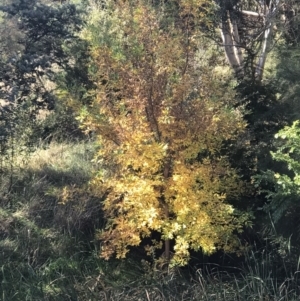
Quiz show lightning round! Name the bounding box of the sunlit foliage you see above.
[79,0,249,266]
[257,121,300,223]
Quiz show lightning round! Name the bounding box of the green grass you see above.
[0,140,300,300]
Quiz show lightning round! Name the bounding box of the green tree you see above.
[0,0,83,107]
[257,121,300,223]
[0,0,88,145]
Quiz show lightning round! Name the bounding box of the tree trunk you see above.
[163,158,171,262]
[255,3,276,81]
[220,12,244,78]
[255,25,272,80]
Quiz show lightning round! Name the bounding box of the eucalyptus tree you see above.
[218,0,295,80]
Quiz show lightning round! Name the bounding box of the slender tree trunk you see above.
[255,25,272,80]
[163,158,171,262]
[164,223,170,262]
[255,3,275,81]
[220,12,244,78]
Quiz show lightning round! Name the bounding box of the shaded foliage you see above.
[0,0,83,107]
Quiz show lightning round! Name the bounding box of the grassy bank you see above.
[0,141,299,300]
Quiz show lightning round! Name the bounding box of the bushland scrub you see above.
[1,0,300,300]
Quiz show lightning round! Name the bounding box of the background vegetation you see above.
[1,0,300,300]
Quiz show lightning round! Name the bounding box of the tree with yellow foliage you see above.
[79,0,249,266]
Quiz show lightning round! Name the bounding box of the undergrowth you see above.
[0,141,300,300]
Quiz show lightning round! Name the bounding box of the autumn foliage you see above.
[79,0,249,266]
